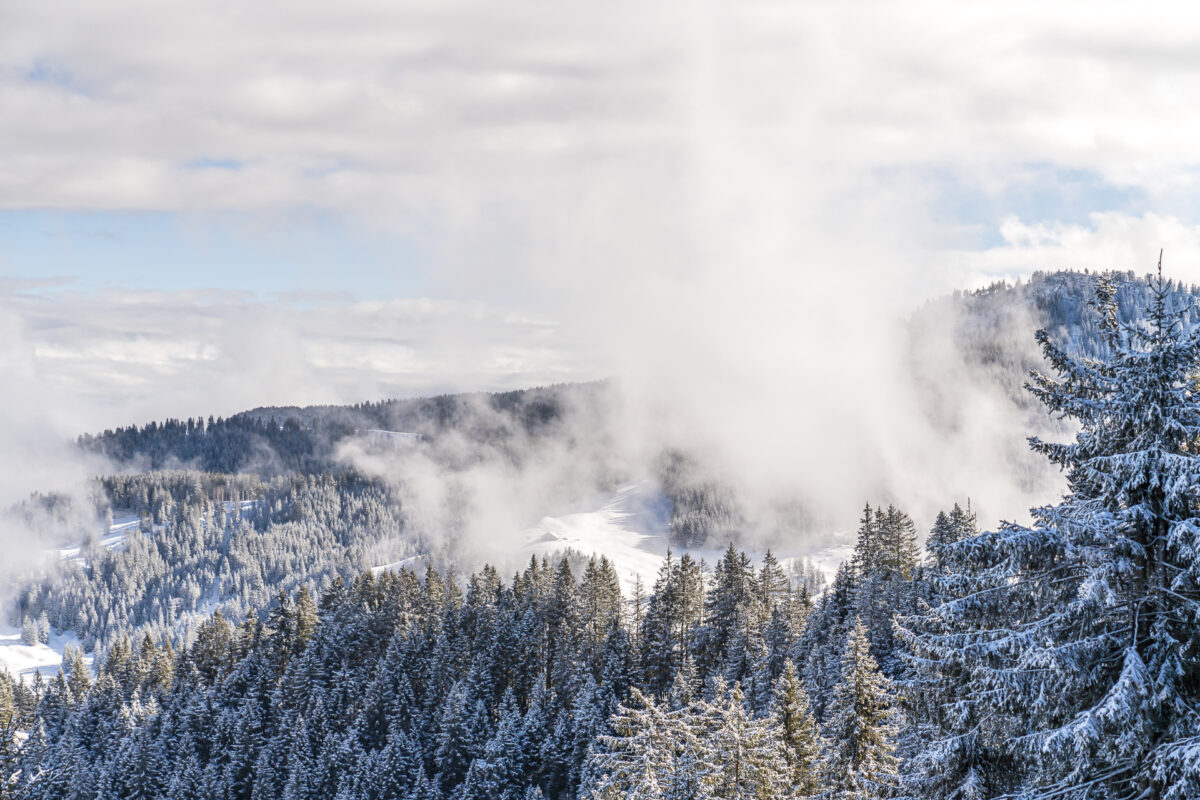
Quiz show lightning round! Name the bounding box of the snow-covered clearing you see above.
[0,625,89,683]
[372,555,424,575]
[373,480,851,594]
[57,513,140,563]
[519,480,674,596]
[516,480,848,595]
[804,541,855,581]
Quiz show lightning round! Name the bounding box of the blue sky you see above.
[0,210,427,300]
[0,164,1164,297]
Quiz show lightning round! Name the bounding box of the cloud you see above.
[2,0,1190,550]
[0,309,113,589]
[956,212,1200,287]
[0,288,596,433]
[2,2,1200,218]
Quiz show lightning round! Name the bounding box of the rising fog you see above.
[17,0,1193,577]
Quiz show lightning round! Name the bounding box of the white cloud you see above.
[0,3,1196,217]
[957,212,1200,287]
[0,289,595,433]
[2,1,1195,541]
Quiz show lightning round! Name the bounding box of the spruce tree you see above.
[772,660,824,797]
[897,502,1001,800]
[581,687,704,800]
[824,619,899,799]
[698,678,789,799]
[903,269,1200,799]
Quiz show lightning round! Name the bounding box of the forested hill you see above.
[969,269,1200,347]
[76,381,611,475]
[6,271,1200,798]
[68,269,1200,552]
[914,269,1200,390]
[78,271,1200,479]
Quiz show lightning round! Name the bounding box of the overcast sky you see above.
[4,1,1200,438]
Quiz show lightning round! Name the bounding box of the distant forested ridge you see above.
[76,382,611,475]
[76,272,1200,478]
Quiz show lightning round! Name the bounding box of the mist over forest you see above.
[4,268,1200,798]
[5,2,1200,798]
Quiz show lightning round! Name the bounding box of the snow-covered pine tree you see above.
[824,618,899,799]
[696,545,758,684]
[697,678,788,799]
[795,560,856,720]
[580,687,701,800]
[904,268,1200,799]
[642,551,705,696]
[772,659,824,798]
[896,502,1003,800]
[462,689,526,800]
[924,503,976,575]
[581,555,624,654]
[859,506,919,673]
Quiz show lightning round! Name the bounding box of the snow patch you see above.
[0,625,89,683]
[57,514,138,563]
[520,480,674,596]
[517,481,845,594]
[372,555,424,575]
[372,480,843,596]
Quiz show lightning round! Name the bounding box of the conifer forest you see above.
[1,271,1198,799]
[5,5,1200,797]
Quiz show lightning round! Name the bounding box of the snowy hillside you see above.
[518,480,841,594]
[519,481,673,596]
[1,503,247,680]
[56,514,140,564]
[0,625,88,682]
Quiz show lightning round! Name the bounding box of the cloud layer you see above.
[2,1,1196,541]
[5,3,1200,222]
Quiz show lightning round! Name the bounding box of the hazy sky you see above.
[4,1,1200,435]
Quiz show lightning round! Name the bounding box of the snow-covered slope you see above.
[0,625,88,682]
[0,504,251,681]
[518,480,846,595]
[0,513,141,680]
[57,513,140,563]
[520,480,673,596]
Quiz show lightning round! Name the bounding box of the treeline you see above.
[76,382,609,476]
[8,271,1200,799]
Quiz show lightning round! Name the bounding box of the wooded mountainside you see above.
[3,270,1199,799]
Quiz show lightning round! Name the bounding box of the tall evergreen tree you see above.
[580,688,699,800]
[903,270,1200,799]
[772,660,824,797]
[824,619,899,800]
[897,502,1001,800]
[699,679,788,799]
